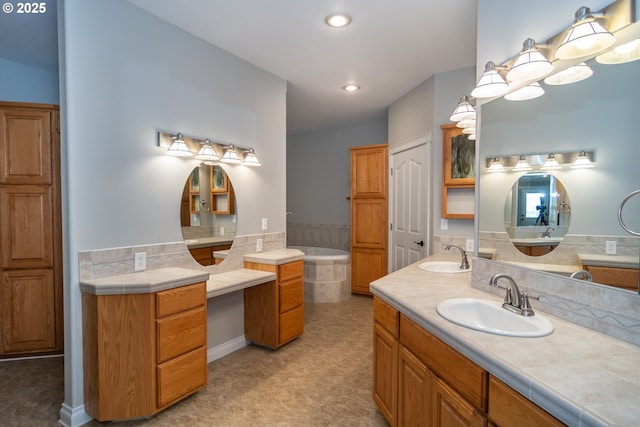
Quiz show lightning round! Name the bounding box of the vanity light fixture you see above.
[471,61,510,99]
[555,6,616,60]
[512,155,533,172]
[456,119,476,130]
[195,139,220,162]
[571,151,594,168]
[506,38,553,82]
[220,144,242,164]
[166,133,193,157]
[461,126,475,135]
[505,82,545,101]
[241,148,261,167]
[325,13,352,28]
[487,157,506,173]
[449,95,476,122]
[544,62,593,85]
[540,153,562,170]
[467,133,476,141]
[596,38,640,64]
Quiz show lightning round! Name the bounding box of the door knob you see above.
[414,240,424,247]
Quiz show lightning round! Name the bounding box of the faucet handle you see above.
[521,292,538,317]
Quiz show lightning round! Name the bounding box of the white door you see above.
[390,139,429,272]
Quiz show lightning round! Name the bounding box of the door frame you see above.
[388,133,432,272]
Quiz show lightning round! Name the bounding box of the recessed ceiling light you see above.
[325,13,352,28]
[343,84,360,92]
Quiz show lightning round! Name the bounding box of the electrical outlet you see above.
[134,252,146,271]
[261,218,268,231]
[465,239,474,252]
[440,219,448,230]
[220,226,225,236]
[256,238,263,252]
[605,240,617,255]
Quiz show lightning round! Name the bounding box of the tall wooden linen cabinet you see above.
[350,144,388,295]
[0,101,63,357]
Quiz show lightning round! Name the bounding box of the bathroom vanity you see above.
[371,255,640,426]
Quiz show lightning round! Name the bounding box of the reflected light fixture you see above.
[241,148,261,167]
[449,95,476,121]
[571,151,594,168]
[220,144,242,164]
[544,62,593,85]
[195,139,220,162]
[467,133,476,141]
[343,84,360,92]
[325,13,352,28]
[487,157,506,173]
[166,132,193,156]
[505,82,545,101]
[456,119,476,129]
[462,126,475,135]
[471,61,509,99]
[512,155,532,172]
[596,39,640,64]
[541,153,561,170]
[506,38,553,82]
[555,6,615,60]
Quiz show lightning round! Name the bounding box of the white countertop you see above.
[370,255,640,427]
[243,248,305,265]
[206,268,275,298]
[80,267,210,295]
[185,236,234,249]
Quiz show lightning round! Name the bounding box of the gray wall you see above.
[59,0,286,420]
[0,57,59,104]
[286,117,388,226]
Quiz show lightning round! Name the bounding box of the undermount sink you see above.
[436,298,554,337]
[418,261,471,274]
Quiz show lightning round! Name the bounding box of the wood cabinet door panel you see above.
[156,282,205,318]
[351,199,387,248]
[0,185,54,269]
[399,346,432,427]
[351,248,386,294]
[0,108,51,184]
[374,296,399,338]
[278,304,303,345]
[1,269,56,354]
[373,323,398,426]
[279,278,303,313]
[351,145,388,198]
[157,346,207,409]
[277,260,303,282]
[156,306,206,363]
[434,378,486,427]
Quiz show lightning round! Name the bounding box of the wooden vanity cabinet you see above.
[583,265,639,291]
[244,260,304,348]
[82,281,207,421]
[372,296,564,427]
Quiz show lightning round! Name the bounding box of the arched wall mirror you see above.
[479,22,640,293]
[504,172,570,257]
[180,164,236,266]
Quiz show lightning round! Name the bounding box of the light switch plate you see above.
[465,239,474,252]
[261,218,268,231]
[605,240,617,255]
[256,238,263,252]
[440,219,448,230]
[134,252,146,271]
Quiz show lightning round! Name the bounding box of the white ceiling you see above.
[0,0,478,135]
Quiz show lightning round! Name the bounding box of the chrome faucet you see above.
[570,269,593,281]
[541,226,555,238]
[489,273,526,315]
[444,244,470,270]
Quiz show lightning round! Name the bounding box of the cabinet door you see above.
[398,346,432,427]
[351,248,387,294]
[0,108,52,184]
[1,269,56,354]
[351,145,388,198]
[0,185,54,269]
[433,378,486,427]
[373,323,398,426]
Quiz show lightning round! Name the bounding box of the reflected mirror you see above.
[505,172,570,257]
[180,164,236,266]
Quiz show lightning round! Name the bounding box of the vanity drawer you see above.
[279,305,303,345]
[156,306,206,363]
[278,260,303,282]
[156,282,205,318]
[279,278,303,313]
[374,296,399,338]
[399,314,488,412]
[157,346,207,408]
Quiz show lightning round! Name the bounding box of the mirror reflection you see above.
[505,172,570,257]
[180,164,236,265]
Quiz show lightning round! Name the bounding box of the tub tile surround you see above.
[303,257,351,303]
[286,222,350,252]
[79,232,286,280]
[371,254,640,426]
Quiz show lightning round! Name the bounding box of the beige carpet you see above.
[1,295,388,427]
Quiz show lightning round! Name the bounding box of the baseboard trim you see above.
[58,402,92,427]
[207,335,248,363]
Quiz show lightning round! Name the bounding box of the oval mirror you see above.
[180,164,236,265]
[504,172,570,257]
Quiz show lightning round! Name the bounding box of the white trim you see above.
[58,403,92,427]
[207,335,248,363]
[389,132,432,155]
